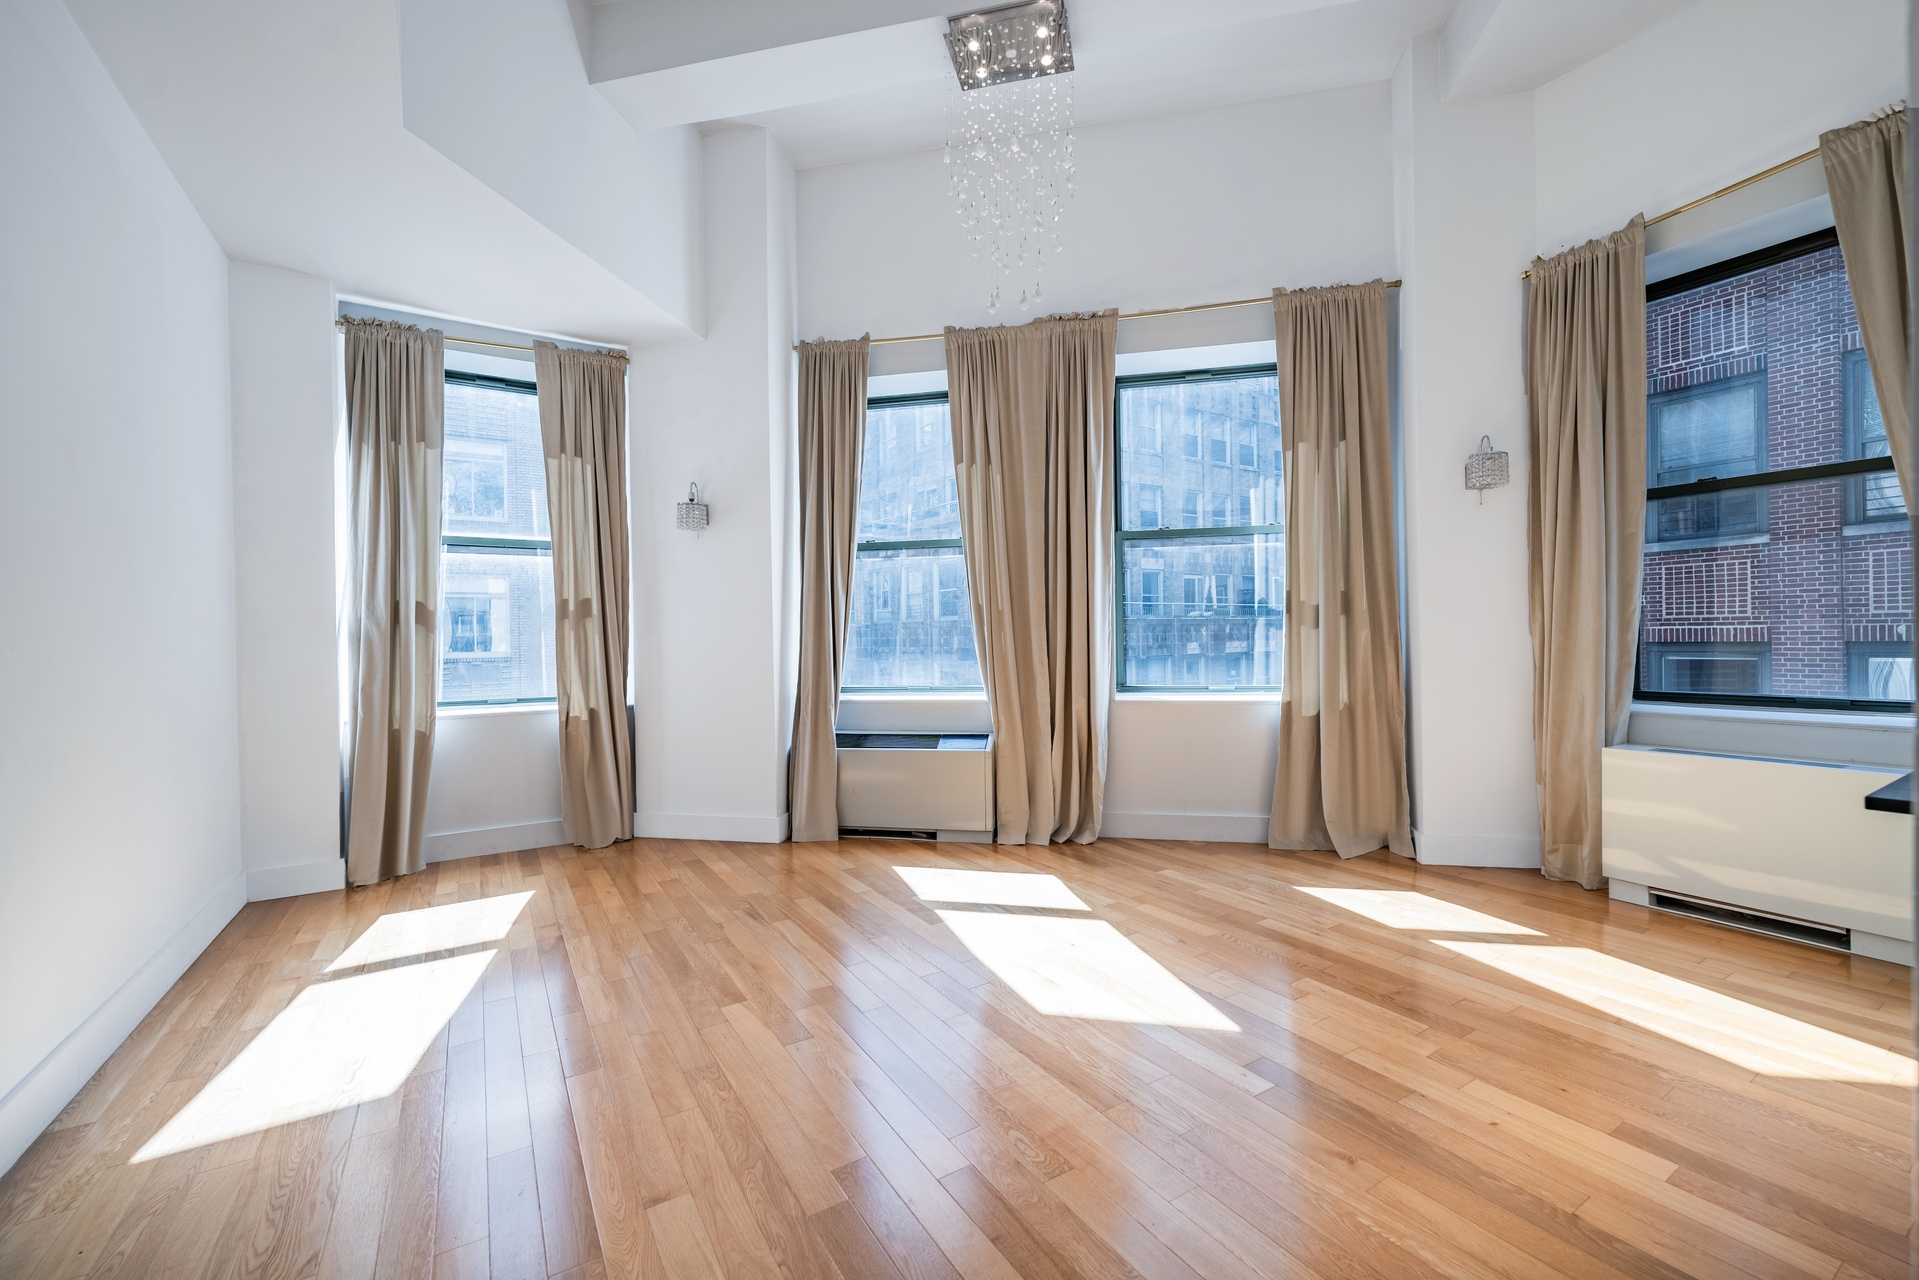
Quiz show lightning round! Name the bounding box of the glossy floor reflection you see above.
[0,840,1907,1280]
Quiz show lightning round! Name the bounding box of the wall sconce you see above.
[1465,436,1509,503]
[676,483,709,531]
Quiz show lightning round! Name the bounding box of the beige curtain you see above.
[1822,108,1911,497]
[789,337,871,842]
[1267,282,1412,859]
[1526,217,1647,890]
[945,312,1116,845]
[343,318,444,885]
[535,342,634,850]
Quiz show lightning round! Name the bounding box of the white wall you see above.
[0,0,245,1176]
[396,0,704,330]
[799,84,1398,340]
[424,709,566,859]
[1393,35,1542,867]
[1534,0,1906,254]
[798,84,1397,838]
[629,128,800,840]
[230,263,347,900]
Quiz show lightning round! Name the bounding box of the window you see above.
[439,373,556,705]
[844,395,983,690]
[1637,230,1909,711]
[1117,367,1284,691]
[1845,348,1905,526]
[1135,483,1162,530]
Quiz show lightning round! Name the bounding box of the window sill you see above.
[1630,700,1912,728]
[1115,690,1284,702]
[1843,519,1910,538]
[438,701,556,718]
[1645,533,1769,553]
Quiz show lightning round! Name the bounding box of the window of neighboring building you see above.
[1637,230,1910,711]
[843,394,984,690]
[1116,367,1284,692]
[439,372,556,705]
[1845,348,1905,527]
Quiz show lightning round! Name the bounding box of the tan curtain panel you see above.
[1267,282,1412,859]
[535,341,634,850]
[343,318,444,885]
[1821,108,1911,498]
[1526,217,1647,890]
[945,311,1116,845]
[789,337,871,842]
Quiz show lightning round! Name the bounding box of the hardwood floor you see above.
[0,836,1910,1279]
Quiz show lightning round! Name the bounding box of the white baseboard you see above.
[1099,811,1269,843]
[0,870,247,1179]
[247,857,346,901]
[633,811,790,842]
[425,819,569,863]
[1413,829,1542,868]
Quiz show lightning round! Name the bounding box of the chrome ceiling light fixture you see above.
[943,0,1076,315]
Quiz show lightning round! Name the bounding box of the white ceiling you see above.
[59,0,1709,342]
[583,0,1706,169]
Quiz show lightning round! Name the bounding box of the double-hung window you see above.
[1637,229,1911,709]
[843,394,984,690]
[1116,367,1284,691]
[439,371,556,705]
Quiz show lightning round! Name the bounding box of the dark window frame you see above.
[1635,234,1905,714]
[439,370,557,708]
[1114,364,1284,694]
[843,391,984,694]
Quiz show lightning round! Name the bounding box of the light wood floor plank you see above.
[0,837,1906,1279]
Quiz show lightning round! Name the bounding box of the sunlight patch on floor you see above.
[895,866,1091,911]
[1439,941,1917,1086]
[1297,888,1542,935]
[132,951,493,1162]
[936,909,1238,1030]
[325,890,534,972]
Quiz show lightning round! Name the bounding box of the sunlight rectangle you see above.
[1297,888,1541,935]
[936,909,1237,1030]
[896,866,1090,911]
[1439,941,1916,1085]
[132,950,494,1162]
[326,890,533,971]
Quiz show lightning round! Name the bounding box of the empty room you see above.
[3,0,1916,1276]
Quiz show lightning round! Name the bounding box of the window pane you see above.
[1637,474,1912,702]
[1120,535,1283,688]
[1119,375,1282,533]
[856,401,961,542]
[444,381,548,540]
[846,546,982,688]
[1845,348,1907,524]
[440,549,556,703]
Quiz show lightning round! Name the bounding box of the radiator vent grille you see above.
[838,827,939,842]
[1648,889,1851,953]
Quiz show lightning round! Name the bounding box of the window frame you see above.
[1635,231,1906,714]
[843,390,984,694]
[1114,364,1285,695]
[438,369,556,708]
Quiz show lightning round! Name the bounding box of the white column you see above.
[228,262,347,896]
[1393,36,1542,867]
[629,128,799,840]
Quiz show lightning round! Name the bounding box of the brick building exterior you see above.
[1639,241,1911,702]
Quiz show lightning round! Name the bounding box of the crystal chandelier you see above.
[943,1,1076,315]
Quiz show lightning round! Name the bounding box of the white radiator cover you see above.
[1602,745,1911,946]
[837,736,994,838]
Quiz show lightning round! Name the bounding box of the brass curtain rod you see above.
[334,319,536,352]
[839,283,1404,349]
[1522,146,1824,279]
